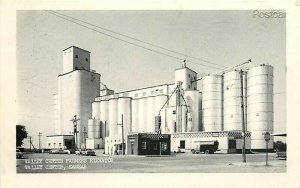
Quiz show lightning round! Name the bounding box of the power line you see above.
[48,10,228,69]
[45,10,223,70]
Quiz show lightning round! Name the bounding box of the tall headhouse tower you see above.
[55,46,101,149]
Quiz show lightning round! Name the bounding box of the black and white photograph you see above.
[15,9,287,173]
[1,1,300,188]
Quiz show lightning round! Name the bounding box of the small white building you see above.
[171,131,251,154]
[45,135,73,150]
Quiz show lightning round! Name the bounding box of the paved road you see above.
[16,153,286,173]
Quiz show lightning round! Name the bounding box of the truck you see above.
[191,140,219,154]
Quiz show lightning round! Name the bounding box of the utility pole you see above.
[240,69,246,163]
[263,132,271,166]
[121,114,124,155]
[70,115,80,149]
[83,127,87,149]
[38,132,42,152]
[117,114,125,155]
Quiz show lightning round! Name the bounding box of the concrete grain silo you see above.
[138,97,147,132]
[131,99,139,132]
[247,64,274,150]
[146,96,156,132]
[223,70,247,131]
[117,97,132,137]
[108,98,118,138]
[202,75,223,132]
[100,100,109,137]
[155,95,168,133]
[185,90,199,132]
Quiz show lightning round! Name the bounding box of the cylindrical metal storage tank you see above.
[118,97,132,139]
[223,70,247,131]
[146,96,156,132]
[108,98,118,138]
[202,75,223,132]
[131,99,139,132]
[87,119,100,139]
[100,100,109,137]
[155,95,168,133]
[185,90,199,132]
[92,102,101,119]
[247,64,274,150]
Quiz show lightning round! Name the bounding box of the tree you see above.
[16,125,28,147]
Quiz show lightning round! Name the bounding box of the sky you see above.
[17,10,286,147]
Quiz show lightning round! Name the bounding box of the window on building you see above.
[75,55,78,58]
[141,142,147,150]
[180,140,185,149]
[188,85,191,89]
[48,143,51,147]
[229,140,236,149]
[59,143,62,147]
[188,74,190,78]
[159,89,164,93]
[161,142,168,151]
[85,58,89,62]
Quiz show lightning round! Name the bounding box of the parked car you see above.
[49,149,59,154]
[75,149,83,155]
[57,149,70,154]
[75,149,96,156]
[16,149,23,159]
[85,149,96,156]
[50,149,70,154]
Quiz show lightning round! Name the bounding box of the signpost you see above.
[263,132,271,166]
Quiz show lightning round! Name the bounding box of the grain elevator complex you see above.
[47,46,274,154]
